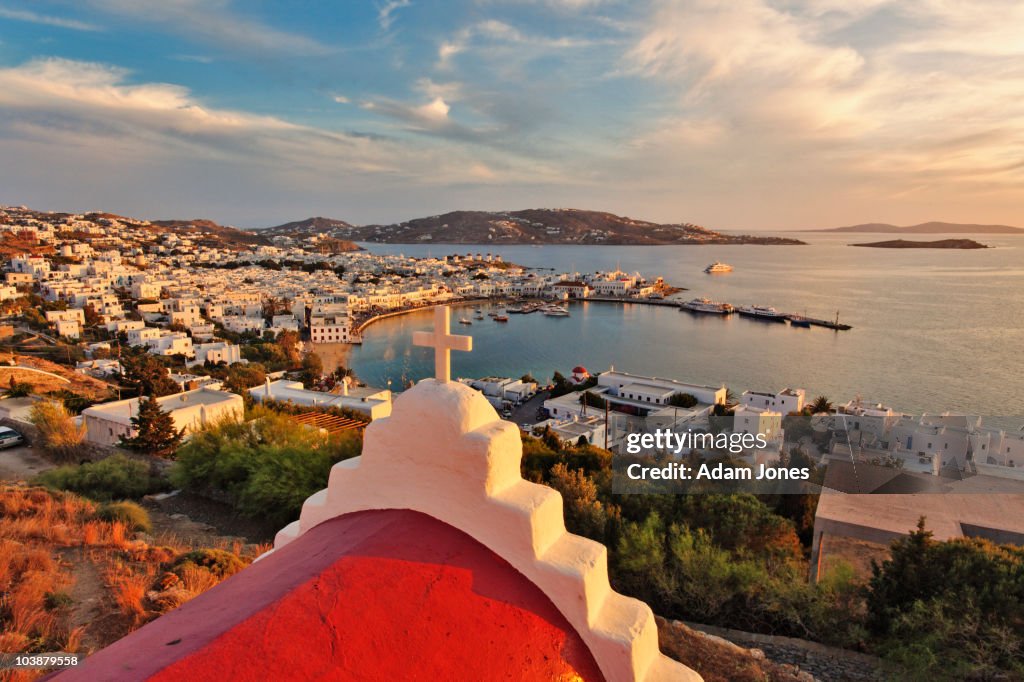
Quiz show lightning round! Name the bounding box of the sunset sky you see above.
[1,1,1022,230]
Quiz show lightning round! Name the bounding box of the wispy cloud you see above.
[0,6,100,31]
[377,0,411,31]
[82,0,332,55]
[0,58,555,200]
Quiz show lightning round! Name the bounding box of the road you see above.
[509,390,551,429]
[0,444,54,482]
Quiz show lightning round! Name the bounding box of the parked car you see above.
[0,426,25,449]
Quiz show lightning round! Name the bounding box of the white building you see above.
[459,377,537,407]
[82,388,244,447]
[309,314,355,344]
[249,380,391,420]
[595,368,726,409]
[189,342,242,367]
[741,388,805,415]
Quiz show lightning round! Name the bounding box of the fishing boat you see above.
[494,314,509,322]
[507,306,524,314]
[704,262,733,274]
[458,317,473,325]
[737,305,786,321]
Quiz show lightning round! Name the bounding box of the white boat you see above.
[737,305,786,321]
[704,262,733,274]
[682,298,733,315]
[543,305,570,317]
[458,317,473,325]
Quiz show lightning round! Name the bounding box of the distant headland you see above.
[851,239,990,249]
[259,209,807,246]
[819,221,1023,235]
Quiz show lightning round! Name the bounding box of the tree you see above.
[120,395,184,458]
[549,462,612,542]
[276,330,301,367]
[29,400,87,462]
[667,392,698,408]
[82,303,102,327]
[223,362,266,394]
[866,517,1024,677]
[809,395,833,414]
[301,352,323,387]
[549,371,574,398]
[121,350,179,397]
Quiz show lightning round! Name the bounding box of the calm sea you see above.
[320,233,1024,416]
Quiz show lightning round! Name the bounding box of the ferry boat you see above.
[704,262,733,274]
[458,317,473,325]
[681,298,733,315]
[737,305,786,321]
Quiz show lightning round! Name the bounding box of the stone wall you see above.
[682,620,892,681]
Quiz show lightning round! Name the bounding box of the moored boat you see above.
[737,305,786,321]
[788,314,811,328]
[542,305,570,317]
[682,298,733,314]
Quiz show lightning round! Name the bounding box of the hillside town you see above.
[2,203,1022,480]
[2,208,1023,679]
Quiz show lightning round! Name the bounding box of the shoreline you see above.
[351,294,690,337]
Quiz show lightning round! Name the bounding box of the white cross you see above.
[412,306,472,383]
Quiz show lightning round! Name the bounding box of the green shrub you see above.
[171,407,362,525]
[96,501,152,532]
[35,454,169,501]
[867,519,1024,678]
[44,591,74,610]
[172,549,245,580]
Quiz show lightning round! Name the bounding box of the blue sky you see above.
[1,1,1023,229]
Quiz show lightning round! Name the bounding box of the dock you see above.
[787,314,852,331]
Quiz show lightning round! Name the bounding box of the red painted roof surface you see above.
[56,509,604,682]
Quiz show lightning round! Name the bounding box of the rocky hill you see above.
[851,238,989,249]
[822,221,1023,234]
[1,205,274,251]
[260,216,354,239]
[261,209,805,245]
[148,218,271,248]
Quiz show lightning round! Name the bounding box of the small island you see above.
[851,239,989,249]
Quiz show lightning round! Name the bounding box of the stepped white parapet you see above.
[270,379,701,682]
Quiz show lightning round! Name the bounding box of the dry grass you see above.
[0,485,260,678]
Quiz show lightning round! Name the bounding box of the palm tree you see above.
[809,395,833,414]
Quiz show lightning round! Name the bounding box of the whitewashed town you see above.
[2,202,1024,647]
[1,204,1022,476]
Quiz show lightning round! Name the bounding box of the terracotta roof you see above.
[288,411,367,434]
